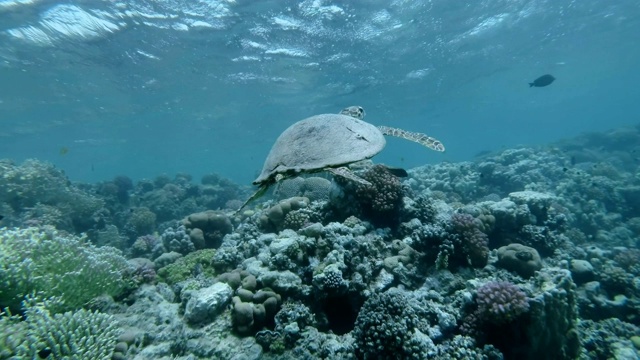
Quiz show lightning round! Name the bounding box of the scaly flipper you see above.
[378,126,445,152]
[234,183,270,215]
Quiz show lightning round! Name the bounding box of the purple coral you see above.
[476,281,529,324]
[449,213,489,267]
[358,165,403,213]
[133,264,157,284]
[450,212,477,232]
[347,164,404,227]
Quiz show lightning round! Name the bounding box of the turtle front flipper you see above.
[378,126,445,152]
[326,167,372,186]
[235,183,270,215]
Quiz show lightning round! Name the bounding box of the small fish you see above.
[386,167,408,178]
[529,74,555,87]
[59,147,69,155]
[0,215,4,221]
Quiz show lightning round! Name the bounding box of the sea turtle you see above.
[237,106,445,211]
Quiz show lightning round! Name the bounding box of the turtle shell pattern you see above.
[253,113,386,185]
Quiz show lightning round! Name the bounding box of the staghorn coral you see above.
[0,227,130,312]
[0,297,120,359]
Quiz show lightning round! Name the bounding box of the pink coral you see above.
[476,281,529,324]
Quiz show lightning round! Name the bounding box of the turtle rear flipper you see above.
[378,126,445,152]
[235,183,270,215]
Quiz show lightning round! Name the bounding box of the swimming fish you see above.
[386,167,408,178]
[0,215,3,221]
[59,147,69,155]
[529,74,555,87]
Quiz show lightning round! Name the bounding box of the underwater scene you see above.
[1,0,639,359]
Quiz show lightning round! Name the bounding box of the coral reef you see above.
[2,125,640,359]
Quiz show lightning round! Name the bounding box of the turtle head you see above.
[339,106,366,120]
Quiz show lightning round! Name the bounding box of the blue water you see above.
[0,0,638,184]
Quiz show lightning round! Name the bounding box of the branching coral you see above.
[352,290,428,359]
[0,159,105,232]
[0,227,130,312]
[0,297,119,359]
[334,164,405,227]
[476,281,530,324]
[448,213,490,267]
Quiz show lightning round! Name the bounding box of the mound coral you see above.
[183,210,233,248]
[259,197,310,232]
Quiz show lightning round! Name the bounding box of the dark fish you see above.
[38,348,52,358]
[385,167,408,177]
[59,147,69,155]
[529,74,555,87]
[0,215,3,221]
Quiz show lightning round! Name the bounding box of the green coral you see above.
[157,248,216,285]
[0,159,104,232]
[0,298,119,359]
[128,207,157,235]
[0,227,131,312]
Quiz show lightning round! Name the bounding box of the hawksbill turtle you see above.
[237,106,445,211]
